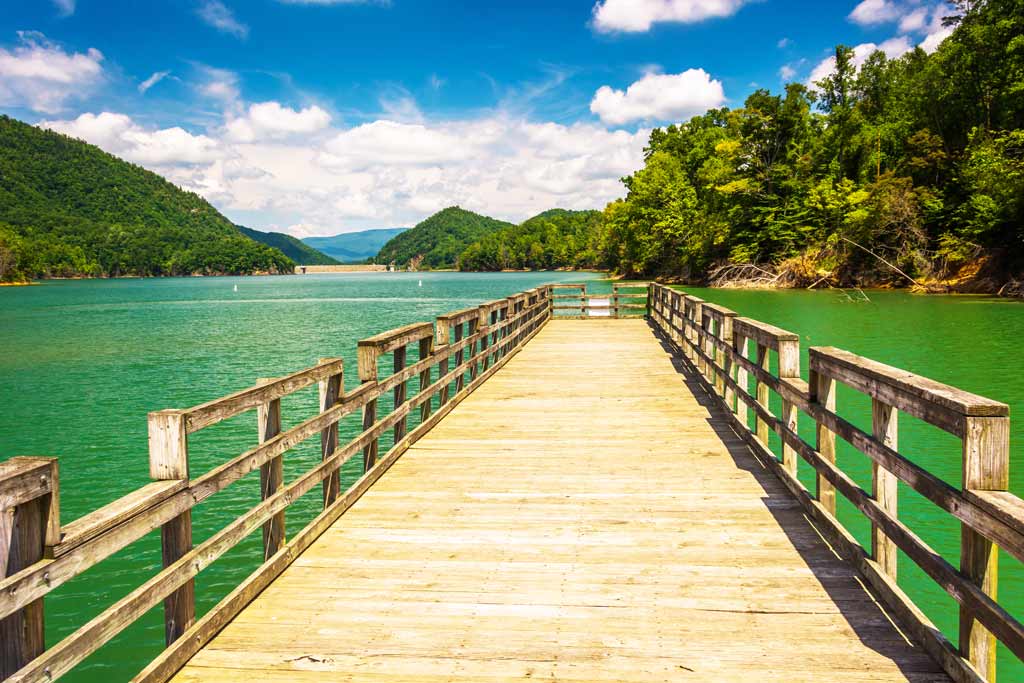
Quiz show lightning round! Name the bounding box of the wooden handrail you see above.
[649,282,1021,683]
[548,283,648,319]
[0,287,553,683]
[181,359,343,433]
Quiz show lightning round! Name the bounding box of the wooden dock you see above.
[172,319,946,682]
[1,284,1022,683]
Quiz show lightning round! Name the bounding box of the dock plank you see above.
[171,320,948,682]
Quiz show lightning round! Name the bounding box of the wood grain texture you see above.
[183,360,343,433]
[257,378,285,560]
[170,320,946,683]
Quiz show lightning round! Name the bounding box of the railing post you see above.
[612,284,620,319]
[677,294,686,352]
[703,313,721,392]
[437,320,451,406]
[959,415,1009,680]
[319,358,343,506]
[419,336,433,422]
[755,343,770,445]
[453,322,465,393]
[489,308,499,365]
[393,345,408,443]
[691,299,704,375]
[509,297,518,349]
[357,346,379,471]
[674,292,683,352]
[256,379,285,559]
[579,285,586,317]
[719,313,735,405]
[479,306,491,372]
[734,332,749,427]
[668,292,678,347]
[147,409,195,645]
[809,370,837,515]
[468,317,479,381]
[0,457,58,680]
[778,339,800,479]
[871,399,898,578]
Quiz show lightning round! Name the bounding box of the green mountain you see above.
[457,208,602,271]
[376,207,513,269]
[237,226,338,265]
[303,228,408,263]
[0,115,294,282]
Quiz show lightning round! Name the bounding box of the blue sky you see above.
[0,0,953,235]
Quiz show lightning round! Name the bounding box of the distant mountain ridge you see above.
[376,207,513,269]
[237,226,339,265]
[0,115,294,281]
[303,228,408,263]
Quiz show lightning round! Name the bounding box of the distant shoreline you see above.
[294,264,389,274]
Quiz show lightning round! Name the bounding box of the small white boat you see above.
[418,280,422,287]
[233,284,238,292]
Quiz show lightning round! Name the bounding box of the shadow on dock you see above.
[650,323,940,680]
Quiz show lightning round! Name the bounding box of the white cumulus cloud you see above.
[808,36,912,86]
[197,1,249,39]
[0,32,104,114]
[919,24,953,52]
[919,5,955,53]
[591,0,750,33]
[846,2,958,55]
[36,105,649,235]
[40,112,225,166]
[226,101,331,142]
[322,120,478,169]
[848,0,902,26]
[898,6,929,31]
[590,69,725,126]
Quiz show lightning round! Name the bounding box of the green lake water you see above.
[0,275,1021,680]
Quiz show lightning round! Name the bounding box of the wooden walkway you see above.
[170,319,947,682]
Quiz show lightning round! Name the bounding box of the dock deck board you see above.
[172,319,949,682]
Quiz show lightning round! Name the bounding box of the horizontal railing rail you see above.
[650,282,1023,683]
[0,286,551,683]
[549,282,649,318]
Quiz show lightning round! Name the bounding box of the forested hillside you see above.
[458,209,603,271]
[236,226,338,265]
[375,207,512,269]
[304,228,408,263]
[600,0,1024,291]
[0,116,293,282]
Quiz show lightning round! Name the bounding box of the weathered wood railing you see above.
[550,282,649,318]
[650,282,1023,683]
[0,286,550,683]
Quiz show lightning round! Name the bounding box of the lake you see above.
[0,275,1021,680]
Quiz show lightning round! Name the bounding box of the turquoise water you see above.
[0,277,1021,680]
[0,272,603,682]
[679,286,1023,679]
